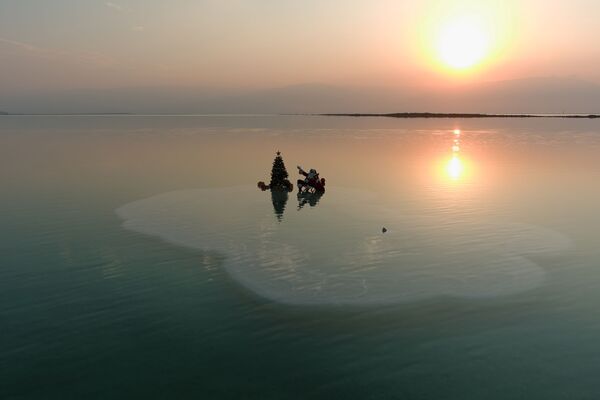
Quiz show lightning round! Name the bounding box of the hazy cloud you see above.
[131,26,144,32]
[0,37,119,68]
[105,2,123,12]
[0,37,46,54]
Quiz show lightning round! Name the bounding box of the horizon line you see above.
[1,112,599,119]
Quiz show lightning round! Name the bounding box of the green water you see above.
[2,115,600,399]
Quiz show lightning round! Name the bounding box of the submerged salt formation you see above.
[116,186,571,305]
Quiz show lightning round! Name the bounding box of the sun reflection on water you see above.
[446,129,464,180]
[447,154,463,179]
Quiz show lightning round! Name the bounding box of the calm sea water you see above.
[2,115,600,399]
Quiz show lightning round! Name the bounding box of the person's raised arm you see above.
[297,165,308,177]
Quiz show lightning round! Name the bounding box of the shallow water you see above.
[2,115,600,399]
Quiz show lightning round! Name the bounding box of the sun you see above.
[414,1,518,75]
[436,15,490,70]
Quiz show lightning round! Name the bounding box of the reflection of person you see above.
[297,191,324,210]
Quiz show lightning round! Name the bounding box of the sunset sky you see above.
[1,1,600,112]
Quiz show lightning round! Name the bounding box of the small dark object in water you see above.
[382,227,387,233]
[257,181,268,191]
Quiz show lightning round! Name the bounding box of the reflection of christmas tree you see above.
[269,151,292,191]
[271,190,289,221]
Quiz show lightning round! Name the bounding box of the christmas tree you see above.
[269,151,292,191]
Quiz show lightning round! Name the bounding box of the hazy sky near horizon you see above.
[1,0,600,95]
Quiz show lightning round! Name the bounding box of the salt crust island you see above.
[116,186,570,305]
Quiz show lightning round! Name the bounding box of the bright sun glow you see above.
[417,1,517,76]
[436,15,490,69]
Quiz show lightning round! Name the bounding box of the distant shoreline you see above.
[0,113,133,116]
[320,113,600,119]
[0,112,598,118]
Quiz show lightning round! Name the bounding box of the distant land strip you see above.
[0,112,598,118]
[320,113,600,119]
[0,112,132,116]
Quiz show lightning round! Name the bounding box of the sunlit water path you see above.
[2,115,600,399]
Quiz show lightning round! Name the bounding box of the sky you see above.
[1,0,600,112]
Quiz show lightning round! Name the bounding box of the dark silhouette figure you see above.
[297,165,326,193]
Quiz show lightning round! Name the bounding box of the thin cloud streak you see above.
[0,37,120,68]
[105,2,123,12]
[0,37,44,53]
